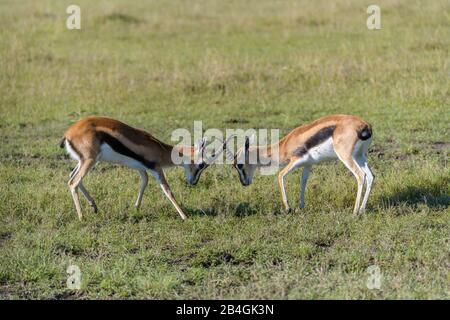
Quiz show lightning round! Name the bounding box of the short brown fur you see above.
[61,116,228,221]
[233,114,374,215]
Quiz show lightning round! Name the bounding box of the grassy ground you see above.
[0,0,449,299]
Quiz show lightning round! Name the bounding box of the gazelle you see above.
[230,114,374,215]
[59,116,229,221]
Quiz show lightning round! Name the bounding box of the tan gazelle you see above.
[231,114,374,215]
[60,116,230,221]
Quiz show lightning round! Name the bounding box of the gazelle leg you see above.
[70,163,98,213]
[277,158,302,212]
[299,166,311,209]
[68,163,82,220]
[348,161,365,215]
[151,167,187,220]
[68,164,79,184]
[334,145,366,215]
[135,170,148,209]
[68,158,96,221]
[357,156,374,213]
[79,183,98,213]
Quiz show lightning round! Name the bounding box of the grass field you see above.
[0,0,449,299]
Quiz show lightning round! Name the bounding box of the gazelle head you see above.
[233,135,257,186]
[182,138,208,186]
[183,136,233,186]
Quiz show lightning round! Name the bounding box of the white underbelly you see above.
[304,137,337,164]
[98,143,147,170]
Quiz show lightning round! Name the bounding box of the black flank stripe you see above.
[293,125,336,157]
[98,132,155,170]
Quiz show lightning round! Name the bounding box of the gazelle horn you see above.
[204,134,236,164]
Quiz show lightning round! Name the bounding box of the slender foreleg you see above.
[151,167,187,220]
[277,158,303,212]
[135,170,148,209]
[299,166,311,209]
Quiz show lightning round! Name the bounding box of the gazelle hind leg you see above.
[69,164,97,213]
[68,158,96,220]
[79,183,98,213]
[135,170,148,209]
[356,155,374,213]
[334,144,366,215]
[68,163,82,219]
[69,164,79,184]
[299,166,311,209]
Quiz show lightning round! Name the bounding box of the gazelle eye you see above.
[237,163,244,170]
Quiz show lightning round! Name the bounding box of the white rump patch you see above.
[65,140,80,161]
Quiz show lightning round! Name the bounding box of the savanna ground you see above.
[0,0,449,299]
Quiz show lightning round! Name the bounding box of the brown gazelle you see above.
[60,116,229,221]
[231,114,374,215]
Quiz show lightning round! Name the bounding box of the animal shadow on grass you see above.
[185,207,218,217]
[234,202,257,217]
[185,202,258,217]
[379,176,450,211]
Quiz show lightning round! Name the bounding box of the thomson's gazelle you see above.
[60,116,227,221]
[232,114,374,215]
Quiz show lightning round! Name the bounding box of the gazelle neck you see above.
[163,144,195,167]
[250,141,285,167]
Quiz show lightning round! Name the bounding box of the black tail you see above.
[59,137,66,148]
[357,125,372,141]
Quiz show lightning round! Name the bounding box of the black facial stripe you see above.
[194,168,201,181]
[293,125,336,157]
[194,164,207,181]
[98,132,155,170]
[238,168,247,183]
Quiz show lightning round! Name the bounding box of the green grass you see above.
[0,0,449,299]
